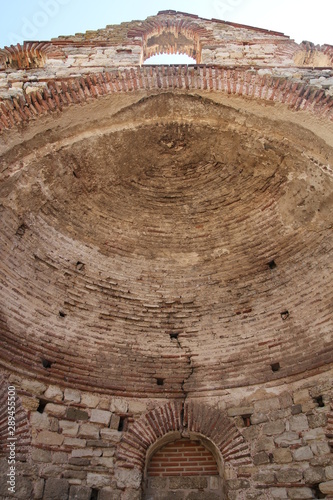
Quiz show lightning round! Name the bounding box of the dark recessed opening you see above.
[118,416,128,432]
[156,378,164,386]
[314,395,325,407]
[73,170,78,178]
[242,415,251,427]
[41,358,53,369]
[16,223,27,237]
[280,310,289,320]
[37,399,47,414]
[59,311,66,318]
[76,261,85,271]
[268,260,277,269]
[312,483,326,498]
[90,489,99,500]
[271,362,280,372]
[170,333,179,340]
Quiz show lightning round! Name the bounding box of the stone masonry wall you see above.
[0,372,332,499]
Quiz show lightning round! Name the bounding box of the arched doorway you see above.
[144,433,225,499]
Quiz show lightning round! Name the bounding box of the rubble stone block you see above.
[90,409,111,425]
[44,478,69,500]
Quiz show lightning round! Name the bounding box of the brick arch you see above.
[0,42,65,70]
[1,66,333,135]
[127,14,214,63]
[117,401,252,471]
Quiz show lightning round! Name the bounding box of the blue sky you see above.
[0,0,332,50]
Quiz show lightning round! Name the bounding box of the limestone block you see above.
[86,473,111,488]
[304,467,325,483]
[254,397,280,412]
[99,488,121,500]
[307,412,327,428]
[63,471,87,479]
[78,423,100,439]
[66,408,89,421]
[21,379,47,394]
[59,420,79,436]
[69,458,90,466]
[319,481,333,495]
[310,440,330,456]
[293,446,313,461]
[169,476,208,489]
[286,487,314,499]
[52,452,68,464]
[279,391,294,409]
[103,449,115,457]
[81,393,100,408]
[30,412,52,430]
[251,412,269,424]
[10,476,33,500]
[49,417,59,432]
[91,456,115,468]
[71,448,102,458]
[69,486,93,500]
[289,415,309,432]
[293,389,310,405]
[31,448,51,462]
[110,398,129,413]
[109,414,121,430]
[20,395,39,411]
[114,467,142,489]
[44,478,69,500]
[64,388,81,403]
[243,425,259,440]
[44,385,63,400]
[35,430,64,446]
[270,487,288,499]
[253,451,270,465]
[263,420,285,436]
[255,437,275,452]
[33,478,44,499]
[45,403,67,418]
[227,406,254,417]
[90,409,111,425]
[276,469,303,483]
[98,398,111,410]
[227,479,250,490]
[275,432,302,447]
[100,428,122,442]
[273,448,293,464]
[254,471,275,483]
[291,405,302,415]
[63,437,86,447]
[310,456,331,467]
[210,476,220,490]
[128,400,147,413]
[325,466,333,479]
[303,428,325,441]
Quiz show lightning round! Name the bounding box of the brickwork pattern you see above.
[147,439,219,476]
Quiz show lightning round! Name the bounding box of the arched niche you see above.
[143,431,225,499]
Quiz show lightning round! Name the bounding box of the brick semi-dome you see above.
[0,11,333,500]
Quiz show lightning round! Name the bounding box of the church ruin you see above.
[0,10,333,500]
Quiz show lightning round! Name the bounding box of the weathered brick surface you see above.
[0,10,332,500]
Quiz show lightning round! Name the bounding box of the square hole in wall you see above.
[156,378,164,386]
[37,399,48,414]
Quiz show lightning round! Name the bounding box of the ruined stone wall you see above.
[0,10,333,500]
[0,374,333,498]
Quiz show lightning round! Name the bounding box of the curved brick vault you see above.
[0,10,333,500]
